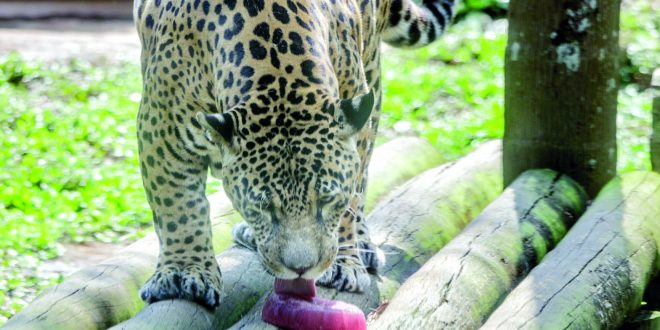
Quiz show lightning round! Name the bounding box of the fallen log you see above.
[111,248,269,330]
[222,141,503,330]
[368,169,588,329]
[0,192,234,330]
[364,136,445,212]
[482,171,660,329]
[1,137,444,330]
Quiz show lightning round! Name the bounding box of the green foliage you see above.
[381,12,506,160]
[619,1,659,87]
[617,85,654,172]
[0,54,148,321]
[457,0,508,17]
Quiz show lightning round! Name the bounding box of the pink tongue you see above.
[274,278,316,299]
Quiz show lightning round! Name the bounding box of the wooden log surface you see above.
[482,171,660,329]
[364,137,445,211]
[224,141,503,330]
[369,169,588,329]
[1,137,445,330]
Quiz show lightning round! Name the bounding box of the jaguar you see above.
[133,0,455,308]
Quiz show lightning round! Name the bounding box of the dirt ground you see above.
[39,242,126,276]
[0,19,140,64]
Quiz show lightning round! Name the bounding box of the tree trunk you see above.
[369,169,588,329]
[652,97,660,173]
[482,171,660,329]
[113,140,504,330]
[503,0,620,197]
[1,137,445,330]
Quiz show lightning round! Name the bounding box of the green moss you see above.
[415,171,502,258]
[217,294,262,329]
[376,277,402,301]
[211,212,245,253]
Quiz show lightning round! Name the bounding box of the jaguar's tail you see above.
[381,0,456,48]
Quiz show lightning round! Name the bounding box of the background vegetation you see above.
[0,0,657,323]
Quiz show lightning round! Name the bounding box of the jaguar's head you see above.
[197,90,373,280]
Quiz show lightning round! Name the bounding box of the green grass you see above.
[0,55,148,320]
[380,12,506,159]
[0,1,657,324]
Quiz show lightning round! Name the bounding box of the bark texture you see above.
[111,140,502,329]
[369,169,588,329]
[483,171,660,330]
[1,137,444,330]
[503,0,620,197]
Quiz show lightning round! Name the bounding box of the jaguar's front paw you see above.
[316,256,370,292]
[140,261,223,309]
[358,240,386,273]
[232,221,257,250]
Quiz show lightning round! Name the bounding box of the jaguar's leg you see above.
[355,64,386,274]
[137,129,222,309]
[317,77,385,291]
[232,221,257,250]
[317,141,381,292]
[355,202,385,273]
[317,202,371,292]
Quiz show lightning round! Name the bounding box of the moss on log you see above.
[0,137,443,330]
[369,169,587,329]
[482,171,660,329]
[226,141,503,329]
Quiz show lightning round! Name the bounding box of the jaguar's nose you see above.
[285,265,313,276]
[280,236,319,276]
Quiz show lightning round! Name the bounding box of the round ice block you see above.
[262,292,367,330]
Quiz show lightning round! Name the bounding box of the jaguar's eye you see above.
[318,194,336,207]
[317,183,341,210]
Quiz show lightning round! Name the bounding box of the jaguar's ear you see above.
[196,112,234,144]
[339,90,374,135]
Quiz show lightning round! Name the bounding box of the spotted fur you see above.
[134,0,455,308]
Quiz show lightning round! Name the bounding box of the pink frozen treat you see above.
[262,278,367,330]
